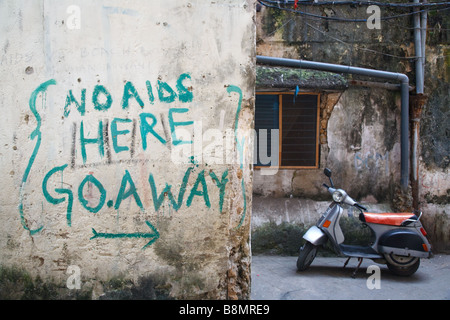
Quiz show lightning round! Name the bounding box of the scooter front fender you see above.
[303,226,328,246]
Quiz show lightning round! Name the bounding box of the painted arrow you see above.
[90,221,159,249]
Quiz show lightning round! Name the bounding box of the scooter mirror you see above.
[324,168,332,177]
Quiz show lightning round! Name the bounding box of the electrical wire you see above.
[257,15,421,60]
[259,1,364,22]
[257,0,449,61]
[304,21,419,60]
[257,1,450,60]
[259,0,450,8]
[258,0,450,23]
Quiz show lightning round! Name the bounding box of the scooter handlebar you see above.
[323,178,367,211]
[323,184,337,196]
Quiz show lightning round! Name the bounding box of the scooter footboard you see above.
[303,226,328,246]
[378,228,431,258]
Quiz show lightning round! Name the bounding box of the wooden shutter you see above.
[281,94,319,167]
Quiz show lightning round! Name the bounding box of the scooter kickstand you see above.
[351,258,364,278]
[343,257,351,269]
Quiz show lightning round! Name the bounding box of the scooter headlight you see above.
[332,190,345,203]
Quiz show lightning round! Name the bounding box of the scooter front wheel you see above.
[297,242,318,271]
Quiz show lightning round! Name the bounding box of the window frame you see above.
[255,91,320,169]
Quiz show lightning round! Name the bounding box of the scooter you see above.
[297,168,432,277]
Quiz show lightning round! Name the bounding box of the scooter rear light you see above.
[323,220,331,228]
[420,227,427,236]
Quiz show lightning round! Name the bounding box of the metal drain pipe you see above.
[256,55,410,189]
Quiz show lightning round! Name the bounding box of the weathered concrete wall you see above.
[253,3,449,252]
[0,0,255,299]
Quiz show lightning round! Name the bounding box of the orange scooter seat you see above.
[361,212,417,226]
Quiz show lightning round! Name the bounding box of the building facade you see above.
[253,1,449,253]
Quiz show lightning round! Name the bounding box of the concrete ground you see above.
[251,254,450,300]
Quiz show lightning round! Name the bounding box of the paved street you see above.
[251,254,450,300]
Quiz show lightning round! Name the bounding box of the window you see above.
[255,92,320,168]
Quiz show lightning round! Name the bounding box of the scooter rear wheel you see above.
[385,254,420,276]
[297,242,317,271]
